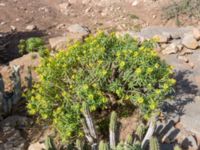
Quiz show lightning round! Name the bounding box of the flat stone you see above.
[140,26,193,39]
[180,96,200,136]
[67,24,90,35]
[182,34,199,50]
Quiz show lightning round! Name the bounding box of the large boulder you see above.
[182,34,199,50]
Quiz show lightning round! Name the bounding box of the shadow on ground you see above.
[0,30,46,64]
[162,70,199,116]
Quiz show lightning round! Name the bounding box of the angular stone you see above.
[179,48,193,56]
[67,24,90,35]
[59,2,71,15]
[26,25,37,31]
[188,62,195,69]
[49,36,67,51]
[177,44,183,52]
[193,28,200,40]
[182,135,198,150]
[177,55,189,63]
[162,43,178,55]
[28,142,45,150]
[182,34,198,50]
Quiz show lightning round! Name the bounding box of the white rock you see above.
[0,3,5,7]
[10,25,17,31]
[162,43,178,55]
[182,34,198,49]
[26,25,37,31]
[56,23,66,29]
[132,0,139,6]
[28,142,45,150]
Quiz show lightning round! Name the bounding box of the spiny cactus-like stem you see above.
[76,139,84,150]
[81,118,94,144]
[45,136,56,150]
[98,141,109,150]
[141,119,156,149]
[82,102,97,139]
[174,145,182,150]
[125,134,133,145]
[109,111,117,149]
[149,137,160,150]
[10,65,22,104]
[25,66,32,90]
[135,123,145,141]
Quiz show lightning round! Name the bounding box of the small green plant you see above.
[163,0,200,25]
[129,14,139,20]
[27,31,175,142]
[18,37,49,57]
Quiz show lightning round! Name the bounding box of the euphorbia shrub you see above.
[27,32,175,141]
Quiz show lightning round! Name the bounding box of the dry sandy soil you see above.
[1,0,198,36]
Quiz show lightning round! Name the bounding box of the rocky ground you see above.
[1,0,200,150]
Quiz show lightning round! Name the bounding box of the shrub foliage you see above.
[18,37,49,57]
[27,32,175,141]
